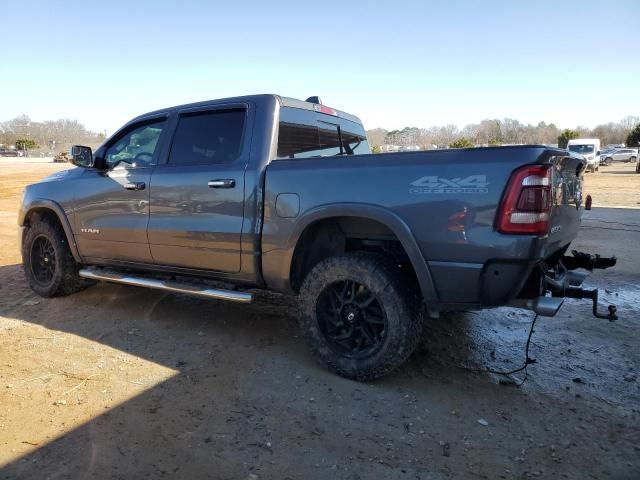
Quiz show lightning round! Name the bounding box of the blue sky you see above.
[1,0,638,133]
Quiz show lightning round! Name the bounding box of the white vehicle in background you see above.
[567,138,601,172]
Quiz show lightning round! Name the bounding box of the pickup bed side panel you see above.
[262,147,583,308]
[262,203,439,303]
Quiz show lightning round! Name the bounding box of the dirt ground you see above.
[0,159,638,479]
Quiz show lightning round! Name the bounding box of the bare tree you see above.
[620,115,640,131]
[367,116,637,148]
[0,115,103,153]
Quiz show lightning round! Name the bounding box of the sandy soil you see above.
[0,159,638,479]
[583,162,640,209]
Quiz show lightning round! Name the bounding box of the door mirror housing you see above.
[69,145,94,168]
[92,155,107,170]
[596,150,601,155]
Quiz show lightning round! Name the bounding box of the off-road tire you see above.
[22,219,86,297]
[298,252,423,380]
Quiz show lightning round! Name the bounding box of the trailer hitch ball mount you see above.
[564,287,618,321]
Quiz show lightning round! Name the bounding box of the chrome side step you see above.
[78,268,253,303]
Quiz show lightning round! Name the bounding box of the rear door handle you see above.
[124,181,145,191]
[208,179,236,188]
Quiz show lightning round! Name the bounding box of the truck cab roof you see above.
[128,94,363,126]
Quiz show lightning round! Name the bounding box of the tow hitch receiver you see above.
[564,287,618,321]
[549,250,618,321]
[515,250,619,319]
[562,250,617,271]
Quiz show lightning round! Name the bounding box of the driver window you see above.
[105,120,166,168]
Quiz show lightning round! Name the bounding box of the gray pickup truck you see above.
[19,94,617,380]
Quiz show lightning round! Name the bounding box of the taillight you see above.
[497,165,552,235]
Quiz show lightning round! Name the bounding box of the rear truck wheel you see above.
[298,253,423,381]
[22,219,86,297]
[631,156,637,163]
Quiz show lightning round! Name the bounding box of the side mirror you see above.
[69,145,93,168]
[596,150,601,155]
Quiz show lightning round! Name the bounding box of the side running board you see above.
[78,268,253,303]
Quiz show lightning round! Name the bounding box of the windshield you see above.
[568,144,595,154]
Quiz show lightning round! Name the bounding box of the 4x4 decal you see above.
[409,175,489,194]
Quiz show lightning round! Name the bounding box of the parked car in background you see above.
[598,148,615,165]
[0,149,19,157]
[567,138,601,172]
[602,148,637,164]
[53,152,70,163]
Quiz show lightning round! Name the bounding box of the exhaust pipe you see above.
[509,296,563,317]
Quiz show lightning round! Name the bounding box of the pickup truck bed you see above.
[262,146,584,312]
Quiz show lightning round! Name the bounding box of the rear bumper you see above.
[508,252,618,320]
[428,259,537,307]
[506,268,587,316]
[430,251,617,321]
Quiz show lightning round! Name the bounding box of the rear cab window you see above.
[276,106,369,160]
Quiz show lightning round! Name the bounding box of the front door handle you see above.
[124,181,145,191]
[208,179,236,188]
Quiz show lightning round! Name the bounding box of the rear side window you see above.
[169,109,245,165]
[340,128,369,155]
[276,107,370,159]
[318,122,341,156]
[277,108,321,159]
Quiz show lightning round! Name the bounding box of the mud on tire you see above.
[22,219,86,297]
[298,252,423,381]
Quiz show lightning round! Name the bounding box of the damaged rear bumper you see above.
[508,250,618,321]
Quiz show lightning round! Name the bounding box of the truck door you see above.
[74,119,168,263]
[147,106,248,273]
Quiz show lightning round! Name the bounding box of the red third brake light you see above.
[314,104,338,116]
[497,165,552,235]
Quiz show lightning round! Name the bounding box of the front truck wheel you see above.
[22,218,86,297]
[299,253,423,380]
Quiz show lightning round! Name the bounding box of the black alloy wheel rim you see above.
[30,235,56,285]
[316,280,388,359]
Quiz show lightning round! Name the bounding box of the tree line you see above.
[367,116,640,150]
[0,115,105,153]
[2,113,638,155]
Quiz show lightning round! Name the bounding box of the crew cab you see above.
[19,94,617,380]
